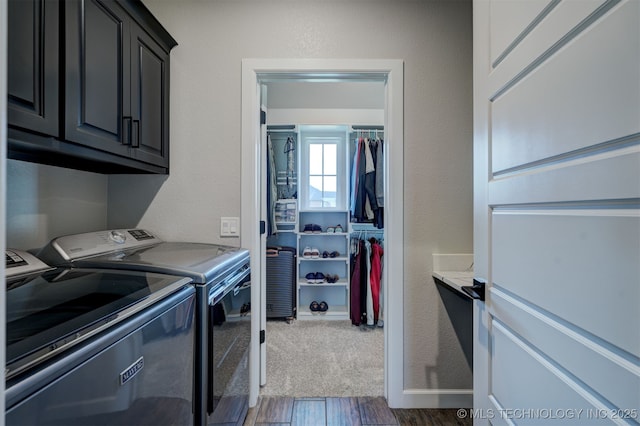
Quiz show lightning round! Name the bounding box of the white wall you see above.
[108,0,474,393]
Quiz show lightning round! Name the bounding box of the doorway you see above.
[241,59,404,408]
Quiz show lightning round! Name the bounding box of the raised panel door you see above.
[65,0,131,156]
[129,24,170,168]
[8,0,59,136]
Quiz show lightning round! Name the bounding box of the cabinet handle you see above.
[132,120,140,148]
[123,117,132,145]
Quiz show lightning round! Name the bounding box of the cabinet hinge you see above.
[260,110,266,125]
[260,329,266,344]
[260,220,266,235]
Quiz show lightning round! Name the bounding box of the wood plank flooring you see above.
[243,396,472,426]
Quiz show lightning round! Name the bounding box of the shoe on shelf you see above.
[312,224,322,233]
[335,224,343,233]
[318,301,329,312]
[325,274,339,283]
[322,250,329,258]
[310,301,320,312]
[314,272,325,283]
[329,251,340,258]
[326,226,335,233]
[303,246,313,258]
[305,272,316,283]
[310,247,320,258]
[303,224,314,233]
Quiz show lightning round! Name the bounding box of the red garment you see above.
[370,242,383,322]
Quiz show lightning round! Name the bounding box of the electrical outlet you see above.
[220,217,240,237]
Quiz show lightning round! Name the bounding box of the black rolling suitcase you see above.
[266,246,297,320]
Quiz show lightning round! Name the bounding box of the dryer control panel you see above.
[6,250,54,278]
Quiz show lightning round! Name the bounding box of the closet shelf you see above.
[299,257,349,263]
[298,304,349,320]
[298,280,348,287]
[297,232,348,236]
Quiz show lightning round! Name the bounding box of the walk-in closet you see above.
[261,80,386,397]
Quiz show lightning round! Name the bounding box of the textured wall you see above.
[107,0,474,391]
[6,160,108,250]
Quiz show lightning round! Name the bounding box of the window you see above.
[299,126,347,210]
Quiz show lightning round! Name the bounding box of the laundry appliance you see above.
[5,249,196,425]
[38,229,252,426]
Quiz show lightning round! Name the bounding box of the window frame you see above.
[298,125,348,211]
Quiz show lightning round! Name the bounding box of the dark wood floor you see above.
[243,396,472,426]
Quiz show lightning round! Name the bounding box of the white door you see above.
[473,1,639,424]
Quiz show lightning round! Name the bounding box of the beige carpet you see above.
[261,320,384,397]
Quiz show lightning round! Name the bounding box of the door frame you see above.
[1,0,7,417]
[241,58,404,407]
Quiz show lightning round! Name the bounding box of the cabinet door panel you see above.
[130,26,169,168]
[65,0,131,156]
[8,0,59,136]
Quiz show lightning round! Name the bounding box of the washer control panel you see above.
[38,229,163,264]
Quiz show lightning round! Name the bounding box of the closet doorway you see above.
[241,59,404,408]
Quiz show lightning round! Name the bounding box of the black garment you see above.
[353,139,380,224]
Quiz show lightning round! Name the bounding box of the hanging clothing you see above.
[350,235,384,326]
[350,135,384,228]
[267,134,277,236]
[284,136,296,197]
[350,139,361,214]
[370,241,384,322]
[365,240,374,326]
[350,239,365,326]
[375,139,384,207]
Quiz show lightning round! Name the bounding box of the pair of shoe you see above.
[303,224,322,233]
[321,250,340,258]
[325,224,344,233]
[309,301,329,313]
[302,246,320,258]
[305,272,325,283]
[325,274,340,283]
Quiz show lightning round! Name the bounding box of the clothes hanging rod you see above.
[350,125,384,131]
[267,125,297,132]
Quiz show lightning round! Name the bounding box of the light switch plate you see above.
[220,217,240,237]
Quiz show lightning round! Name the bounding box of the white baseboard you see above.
[390,389,473,409]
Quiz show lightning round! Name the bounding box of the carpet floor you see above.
[261,320,384,397]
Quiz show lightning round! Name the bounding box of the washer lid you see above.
[66,242,250,284]
[6,268,192,379]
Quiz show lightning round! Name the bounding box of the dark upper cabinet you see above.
[65,0,132,158]
[7,0,59,137]
[129,21,171,167]
[7,0,176,174]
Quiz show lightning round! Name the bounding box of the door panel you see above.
[130,25,169,167]
[489,0,549,65]
[490,322,605,423]
[492,210,639,356]
[7,0,59,136]
[491,0,640,173]
[491,288,638,413]
[474,0,640,423]
[65,0,131,155]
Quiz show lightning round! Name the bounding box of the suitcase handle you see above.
[266,249,279,257]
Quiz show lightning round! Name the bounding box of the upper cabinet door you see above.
[64,0,132,157]
[8,0,59,136]
[129,25,170,168]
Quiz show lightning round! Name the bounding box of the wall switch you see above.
[220,217,240,237]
